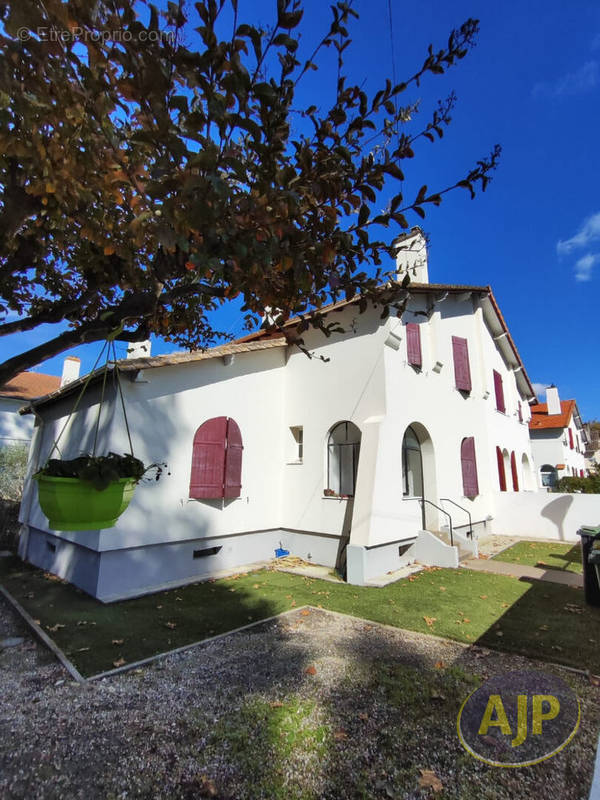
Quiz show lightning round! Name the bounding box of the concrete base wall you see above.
[23,526,342,602]
[346,537,417,585]
[492,492,600,542]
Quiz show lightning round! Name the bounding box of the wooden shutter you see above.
[568,428,574,449]
[190,417,227,498]
[580,469,584,478]
[223,418,243,498]
[496,446,507,492]
[517,402,522,423]
[493,370,505,413]
[406,323,422,367]
[461,437,479,498]
[452,336,472,392]
[510,451,519,492]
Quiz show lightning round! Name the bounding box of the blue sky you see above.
[2,0,600,419]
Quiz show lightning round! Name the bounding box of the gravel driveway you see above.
[1,595,598,799]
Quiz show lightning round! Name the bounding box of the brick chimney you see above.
[546,385,561,416]
[60,356,81,387]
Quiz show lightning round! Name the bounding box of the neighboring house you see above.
[0,358,81,447]
[529,387,587,487]
[17,232,540,601]
[583,421,600,473]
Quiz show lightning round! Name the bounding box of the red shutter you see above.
[493,370,505,413]
[461,437,479,498]
[406,323,422,367]
[452,336,472,392]
[510,451,519,492]
[580,469,584,478]
[568,428,574,449]
[223,418,243,498]
[517,402,522,423]
[496,446,507,492]
[189,417,227,498]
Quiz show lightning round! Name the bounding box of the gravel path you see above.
[1,594,598,799]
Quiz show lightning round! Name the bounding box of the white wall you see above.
[0,397,34,444]
[493,490,600,541]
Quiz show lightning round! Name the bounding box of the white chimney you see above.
[60,356,81,387]
[546,385,561,416]
[126,340,152,360]
[394,227,429,284]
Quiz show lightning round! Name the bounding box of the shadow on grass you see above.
[475,576,600,673]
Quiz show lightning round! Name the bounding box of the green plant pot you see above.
[34,475,136,531]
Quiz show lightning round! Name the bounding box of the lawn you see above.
[493,540,583,574]
[1,556,598,678]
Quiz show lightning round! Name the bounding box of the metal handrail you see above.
[403,497,453,547]
[440,498,473,539]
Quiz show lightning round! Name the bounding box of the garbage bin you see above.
[577,526,600,607]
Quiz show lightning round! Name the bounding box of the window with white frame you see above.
[288,426,304,463]
[327,421,361,496]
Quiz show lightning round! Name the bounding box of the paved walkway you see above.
[463,557,583,588]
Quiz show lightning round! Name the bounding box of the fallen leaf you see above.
[165,622,177,629]
[176,597,183,602]
[538,625,549,632]
[418,769,443,792]
[76,647,90,652]
[270,700,284,707]
[479,595,487,600]
[305,665,317,675]
[156,605,163,609]
[197,776,218,797]
[501,602,509,608]
[590,674,600,687]
[462,617,471,624]
[301,609,311,616]
[33,619,41,626]
[431,690,446,700]
[334,729,348,740]
[423,616,436,628]
[439,586,446,592]
[290,600,296,607]
[112,639,124,645]
[434,660,446,670]
[358,712,369,721]
[496,630,504,637]
[253,584,261,589]
[47,624,65,632]
[113,658,126,668]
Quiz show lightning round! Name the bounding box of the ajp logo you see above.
[457,669,580,767]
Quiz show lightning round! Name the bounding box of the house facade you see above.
[18,240,541,601]
[0,358,81,447]
[529,387,587,488]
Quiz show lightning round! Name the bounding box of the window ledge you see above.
[286,460,304,466]
[322,494,352,500]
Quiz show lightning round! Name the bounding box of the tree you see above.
[0,0,500,385]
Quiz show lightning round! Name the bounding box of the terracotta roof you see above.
[19,339,287,414]
[0,371,61,400]
[529,399,575,431]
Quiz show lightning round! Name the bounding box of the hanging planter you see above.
[34,339,167,532]
[34,453,166,531]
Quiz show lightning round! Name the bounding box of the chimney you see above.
[126,340,152,360]
[394,227,429,284]
[546,385,561,416]
[60,356,81,387]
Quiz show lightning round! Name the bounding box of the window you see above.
[496,446,507,492]
[510,451,519,492]
[406,323,422,367]
[452,336,472,392]
[460,437,479,498]
[327,422,361,496]
[289,426,304,462]
[402,426,423,497]
[189,417,243,499]
[493,370,505,413]
[540,464,557,488]
[568,428,574,450]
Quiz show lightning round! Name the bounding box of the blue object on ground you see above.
[275,547,290,558]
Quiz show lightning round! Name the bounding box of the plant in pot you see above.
[34,452,167,531]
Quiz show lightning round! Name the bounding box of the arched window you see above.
[461,437,479,498]
[540,464,557,488]
[403,426,423,497]
[327,422,361,496]
[189,417,243,499]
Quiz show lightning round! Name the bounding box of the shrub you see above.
[0,442,29,501]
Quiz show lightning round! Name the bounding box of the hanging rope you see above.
[111,341,135,457]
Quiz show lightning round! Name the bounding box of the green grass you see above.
[1,556,598,677]
[493,541,583,574]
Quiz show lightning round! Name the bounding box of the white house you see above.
[0,358,80,446]
[529,387,587,487]
[16,232,553,601]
